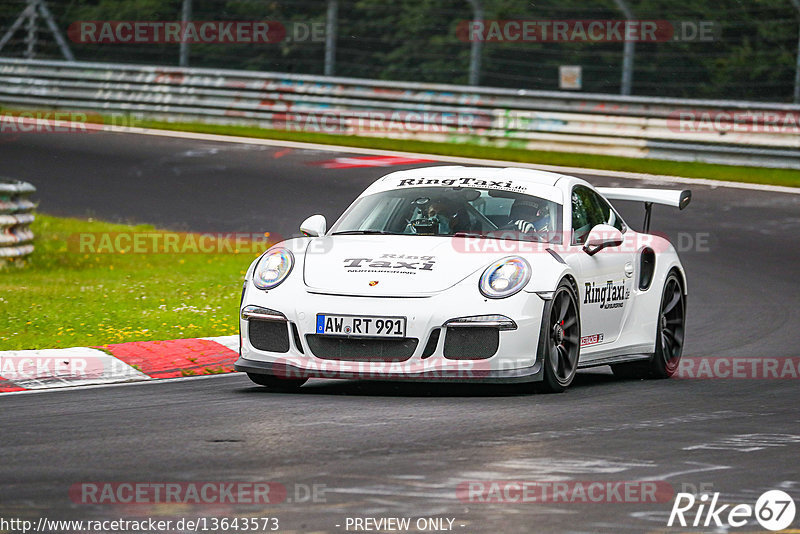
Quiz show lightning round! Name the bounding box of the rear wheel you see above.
[537,280,581,393]
[612,271,685,379]
[651,272,686,378]
[246,373,307,391]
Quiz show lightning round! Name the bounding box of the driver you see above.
[426,200,456,234]
[406,196,473,235]
[504,199,549,233]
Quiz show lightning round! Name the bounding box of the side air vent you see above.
[639,247,656,291]
[290,323,304,354]
[421,329,440,359]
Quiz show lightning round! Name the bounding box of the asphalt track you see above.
[1,130,800,533]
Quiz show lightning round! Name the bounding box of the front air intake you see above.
[249,320,290,353]
[305,335,418,361]
[443,327,499,360]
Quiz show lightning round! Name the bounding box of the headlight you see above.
[253,248,294,290]
[479,257,531,299]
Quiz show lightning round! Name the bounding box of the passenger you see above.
[503,199,549,233]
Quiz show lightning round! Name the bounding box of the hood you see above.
[303,235,496,297]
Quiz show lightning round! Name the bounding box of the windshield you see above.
[330,186,563,243]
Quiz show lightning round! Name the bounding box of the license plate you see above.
[316,314,406,338]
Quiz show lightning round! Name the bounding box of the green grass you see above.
[135,119,800,188]
[0,215,263,350]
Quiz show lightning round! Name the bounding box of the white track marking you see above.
[683,433,800,452]
[631,461,732,482]
[202,335,239,352]
[1,337,240,393]
[99,124,800,195]
[1,369,243,396]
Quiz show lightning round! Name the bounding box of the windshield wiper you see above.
[454,231,545,243]
[453,232,492,239]
[331,230,397,235]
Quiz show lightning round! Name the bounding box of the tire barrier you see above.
[0,179,36,263]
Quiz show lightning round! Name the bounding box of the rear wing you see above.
[596,187,691,233]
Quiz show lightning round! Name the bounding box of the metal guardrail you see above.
[2,58,800,169]
[0,179,36,263]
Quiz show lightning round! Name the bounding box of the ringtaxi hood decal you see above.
[303,235,496,296]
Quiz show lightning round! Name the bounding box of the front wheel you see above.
[246,373,307,391]
[537,280,581,393]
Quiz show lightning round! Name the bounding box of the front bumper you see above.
[235,279,547,384]
[234,357,543,384]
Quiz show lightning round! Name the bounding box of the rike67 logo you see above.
[668,490,796,531]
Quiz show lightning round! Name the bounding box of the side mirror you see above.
[583,224,623,256]
[300,214,326,237]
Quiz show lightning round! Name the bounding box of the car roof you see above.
[361,166,568,204]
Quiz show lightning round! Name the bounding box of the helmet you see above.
[509,199,541,220]
[427,200,455,218]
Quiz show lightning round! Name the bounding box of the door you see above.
[570,185,635,349]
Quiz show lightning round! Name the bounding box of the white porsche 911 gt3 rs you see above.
[234,166,691,393]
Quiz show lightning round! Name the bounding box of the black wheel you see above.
[650,272,686,378]
[246,373,307,391]
[537,280,581,393]
[611,271,685,379]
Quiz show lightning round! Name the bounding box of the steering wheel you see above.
[494,219,547,241]
[407,216,440,235]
